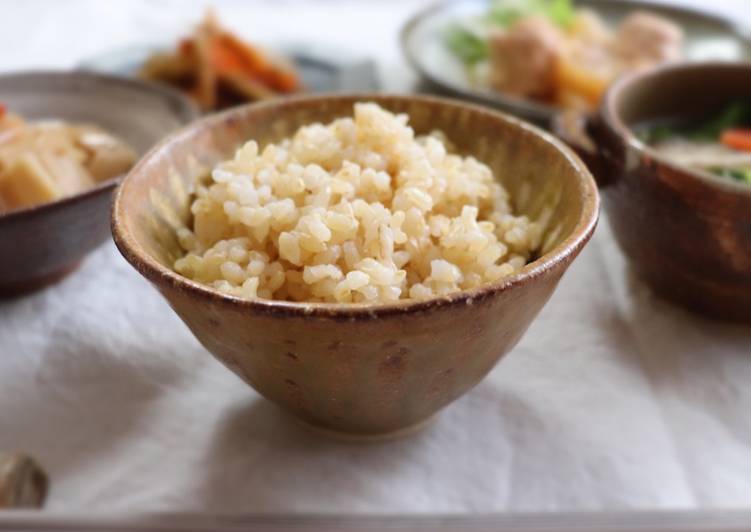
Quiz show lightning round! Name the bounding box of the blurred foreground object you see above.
[0,453,48,509]
[140,10,302,111]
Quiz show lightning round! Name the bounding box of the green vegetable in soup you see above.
[640,101,751,144]
[639,102,751,186]
[688,101,751,141]
[638,123,677,144]
[711,167,751,184]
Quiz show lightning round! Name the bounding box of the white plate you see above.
[401,0,751,125]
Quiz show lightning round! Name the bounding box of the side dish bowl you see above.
[555,62,751,321]
[0,71,198,296]
[112,94,599,437]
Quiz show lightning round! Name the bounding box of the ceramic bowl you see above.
[112,94,599,437]
[401,0,751,126]
[0,71,198,296]
[554,62,751,322]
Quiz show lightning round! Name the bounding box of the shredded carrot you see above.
[211,37,253,75]
[212,32,300,92]
[268,69,300,92]
[178,38,193,57]
[721,129,751,152]
[141,10,302,110]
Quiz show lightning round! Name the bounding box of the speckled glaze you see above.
[0,71,198,296]
[112,94,599,436]
[556,63,751,322]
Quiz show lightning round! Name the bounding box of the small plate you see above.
[79,42,379,95]
[401,0,751,125]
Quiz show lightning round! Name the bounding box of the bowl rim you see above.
[601,61,751,197]
[0,69,199,225]
[112,92,599,319]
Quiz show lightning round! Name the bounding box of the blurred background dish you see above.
[0,71,197,296]
[401,0,751,125]
[555,61,751,321]
[79,12,379,110]
[136,11,303,112]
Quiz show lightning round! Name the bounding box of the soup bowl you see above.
[0,71,198,296]
[555,62,751,322]
[112,94,598,437]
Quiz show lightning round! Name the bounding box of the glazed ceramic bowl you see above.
[112,94,599,436]
[401,0,751,126]
[555,62,751,322]
[0,71,198,296]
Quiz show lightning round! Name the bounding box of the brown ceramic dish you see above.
[554,62,751,322]
[0,71,198,296]
[112,94,599,437]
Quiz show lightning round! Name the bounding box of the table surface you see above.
[1,0,750,515]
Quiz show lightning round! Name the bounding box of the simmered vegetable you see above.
[140,11,301,111]
[0,107,136,213]
[445,0,683,111]
[446,0,574,65]
[721,129,751,153]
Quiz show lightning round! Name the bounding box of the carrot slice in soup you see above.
[721,129,751,152]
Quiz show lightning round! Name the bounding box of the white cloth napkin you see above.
[1,0,750,513]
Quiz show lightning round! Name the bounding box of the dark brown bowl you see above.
[0,71,198,296]
[554,62,751,322]
[112,93,599,437]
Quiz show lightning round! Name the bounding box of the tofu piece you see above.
[0,123,95,204]
[77,131,136,182]
[489,16,563,98]
[0,118,135,212]
[37,149,95,195]
[32,123,89,166]
[86,145,135,182]
[614,11,684,67]
[0,153,61,210]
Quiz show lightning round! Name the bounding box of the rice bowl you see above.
[111,94,598,435]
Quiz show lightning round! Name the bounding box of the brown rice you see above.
[174,102,541,303]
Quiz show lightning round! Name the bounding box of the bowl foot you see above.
[0,262,81,299]
[293,413,439,443]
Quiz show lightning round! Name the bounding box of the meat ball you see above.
[614,11,683,67]
[489,16,564,98]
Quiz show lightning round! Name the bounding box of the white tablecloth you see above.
[1,0,750,513]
